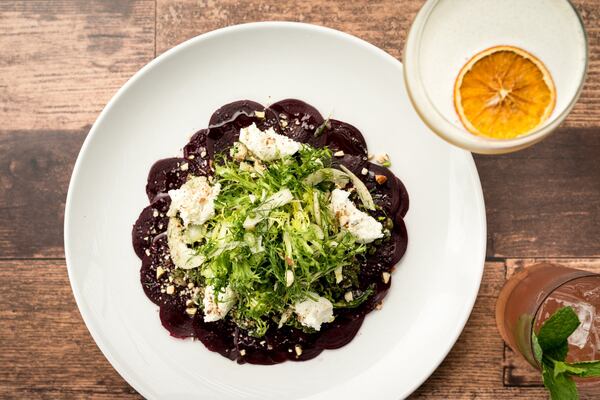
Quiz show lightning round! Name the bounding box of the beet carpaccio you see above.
[132,99,409,364]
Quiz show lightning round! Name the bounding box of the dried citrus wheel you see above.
[454,45,556,139]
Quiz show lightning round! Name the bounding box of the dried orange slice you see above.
[454,45,556,139]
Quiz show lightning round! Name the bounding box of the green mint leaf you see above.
[532,332,543,365]
[567,360,600,378]
[553,361,587,378]
[545,341,569,362]
[537,306,580,354]
[542,364,579,400]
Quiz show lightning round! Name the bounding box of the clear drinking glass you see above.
[496,263,600,396]
[403,0,588,154]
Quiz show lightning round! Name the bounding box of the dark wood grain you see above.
[0,0,155,131]
[156,0,422,60]
[0,130,86,258]
[1,0,600,398]
[476,127,600,258]
[0,260,141,400]
[573,1,600,128]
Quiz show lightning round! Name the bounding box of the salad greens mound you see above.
[166,126,390,337]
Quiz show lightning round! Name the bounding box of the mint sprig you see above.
[542,364,579,400]
[532,306,600,399]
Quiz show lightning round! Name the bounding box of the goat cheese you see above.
[330,189,383,244]
[203,285,237,322]
[167,176,221,227]
[167,217,205,270]
[239,123,301,161]
[294,294,334,331]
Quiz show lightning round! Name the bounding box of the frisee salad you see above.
[166,123,388,336]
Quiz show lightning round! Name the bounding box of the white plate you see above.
[65,22,486,400]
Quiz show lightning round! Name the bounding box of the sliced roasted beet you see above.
[183,129,211,173]
[193,318,237,361]
[183,128,208,158]
[268,99,325,145]
[208,100,274,129]
[160,302,195,339]
[361,163,401,216]
[206,100,279,157]
[260,325,322,363]
[363,283,391,312]
[324,119,368,156]
[182,128,211,169]
[140,235,173,306]
[316,312,365,350]
[131,196,171,259]
[331,153,368,176]
[235,327,284,365]
[390,218,408,265]
[361,226,408,283]
[145,157,208,202]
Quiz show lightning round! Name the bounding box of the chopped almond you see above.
[375,175,388,185]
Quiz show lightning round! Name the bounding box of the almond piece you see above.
[375,174,388,185]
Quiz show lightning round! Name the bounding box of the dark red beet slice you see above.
[131,196,171,259]
[363,283,391,313]
[324,119,368,156]
[235,326,287,365]
[316,312,365,349]
[182,128,211,171]
[267,99,325,146]
[361,226,408,282]
[331,153,368,176]
[193,318,238,361]
[251,325,322,364]
[145,157,208,202]
[390,218,408,265]
[209,100,277,130]
[140,235,174,306]
[361,163,401,217]
[206,100,279,157]
[160,301,195,339]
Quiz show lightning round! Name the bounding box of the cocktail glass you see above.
[403,0,588,154]
[496,263,600,397]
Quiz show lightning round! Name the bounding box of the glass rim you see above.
[402,0,589,155]
[528,271,600,369]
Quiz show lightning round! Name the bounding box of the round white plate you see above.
[65,22,486,400]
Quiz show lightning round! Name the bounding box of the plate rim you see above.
[64,21,487,399]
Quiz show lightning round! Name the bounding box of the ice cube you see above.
[584,286,600,302]
[556,298,595,349]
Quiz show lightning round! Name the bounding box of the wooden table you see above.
[1,1,599,398]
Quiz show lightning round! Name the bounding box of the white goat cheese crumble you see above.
[294,294,334,331]
[166,217,205,270]
[203,285,237,322]
[330,188,384,244]
[239,123,301,161]
[167,176,221,227]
